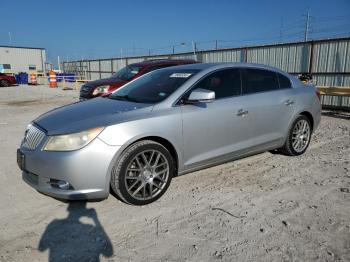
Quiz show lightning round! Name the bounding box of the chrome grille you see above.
[22,124,45,150]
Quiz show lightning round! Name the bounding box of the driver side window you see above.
[192,68,242,99]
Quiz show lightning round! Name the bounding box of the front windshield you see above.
[109,68,200,104]
[112,65,143,81]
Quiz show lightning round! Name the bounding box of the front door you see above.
[180,68,255,170]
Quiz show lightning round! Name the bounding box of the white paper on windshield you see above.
[131,70,139,74]
[169,73,192,78]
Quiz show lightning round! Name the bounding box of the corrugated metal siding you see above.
[171,53,196,60]
[314,75,350,86]
[89,61,99,71]
[202,49,243,62]
[101,73,112,79]
[312,39,350,72]
[112,59,126,72]
[80,61,89,70]
[90,72,100,80]
[145,55,169,60]
[62,37,350,108]
[100,60,112,72]
[321,95,350,109]
[127,58,145,64]
[247,44,310,72]
[0,47,46,73]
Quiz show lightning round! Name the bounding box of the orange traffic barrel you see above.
[49,70,57,88]
[30,74,37,85]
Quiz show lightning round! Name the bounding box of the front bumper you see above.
[19,137,121,200]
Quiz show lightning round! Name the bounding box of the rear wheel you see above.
[280,115,312,156]
[0,80,10,87]
[110,140,174,205]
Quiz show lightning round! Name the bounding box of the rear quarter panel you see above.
[291,83,321,131]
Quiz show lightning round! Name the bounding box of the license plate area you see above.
[17,149,25,171]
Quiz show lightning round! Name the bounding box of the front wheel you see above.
[110,140,175,205]
[0,80,10,87]
[280,115,312,156]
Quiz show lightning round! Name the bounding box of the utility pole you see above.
[304,11,310,42]
[192,41,197,61]
[8,32,12,45]
[215,40,218,50]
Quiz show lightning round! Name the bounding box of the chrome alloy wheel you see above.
[291,119,311,153]
[124,150,169,201]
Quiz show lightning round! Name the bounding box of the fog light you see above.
[57,180,70,190]
[49,179,71,190]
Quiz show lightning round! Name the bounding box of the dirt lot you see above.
[0,85,349,262]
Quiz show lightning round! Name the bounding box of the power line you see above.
[311,23,350,33]
[314,15,350,22]
[62,13,350,60]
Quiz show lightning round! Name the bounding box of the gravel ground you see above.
[0,85,349,262]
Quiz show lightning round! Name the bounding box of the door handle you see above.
[237,109,248,116]
[284,99,295,106]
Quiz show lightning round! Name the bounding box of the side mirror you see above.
[186,88,215,103]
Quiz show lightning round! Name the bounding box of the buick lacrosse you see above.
[18,63,321,205]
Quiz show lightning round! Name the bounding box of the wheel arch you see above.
[133,136,179,175]
[282,109,315,146]
[108,135,180,178]
[299,111,314,132]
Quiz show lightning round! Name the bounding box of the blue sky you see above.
[1,0,349,64]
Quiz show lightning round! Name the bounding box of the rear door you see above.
[180,68,255,170]
[241,68,296,148]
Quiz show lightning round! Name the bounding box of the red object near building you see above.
[0,73,17,87]
[79,59,198,100]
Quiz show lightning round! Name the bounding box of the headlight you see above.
[81,85,90,92]
[92,85,110,96]
[43,127,104,151]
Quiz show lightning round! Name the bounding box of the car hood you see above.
[83,78,124,89]
[34,97,153,135]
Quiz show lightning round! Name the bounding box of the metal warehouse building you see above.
[63,37,350,87]
[0,45,46,74]
[63,36,350,108]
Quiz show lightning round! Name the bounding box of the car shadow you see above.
[38,200,113,262]
[322,110,350,120]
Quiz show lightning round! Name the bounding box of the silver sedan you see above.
[18,63,321,205]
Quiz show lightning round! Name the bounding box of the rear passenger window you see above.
[192,69,241,99]
[242,69,279,94]
[277,73,292,89]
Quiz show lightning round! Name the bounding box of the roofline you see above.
[0,45,45,50]
[132,58,197,65]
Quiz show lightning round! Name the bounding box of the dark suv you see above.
[0,73,16,87]
[79,59,197,100]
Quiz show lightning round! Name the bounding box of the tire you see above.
[280,115,312,156]
[110,140,175,205]
[0,80,10,87]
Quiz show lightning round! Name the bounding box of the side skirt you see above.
[177,139,283,176]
